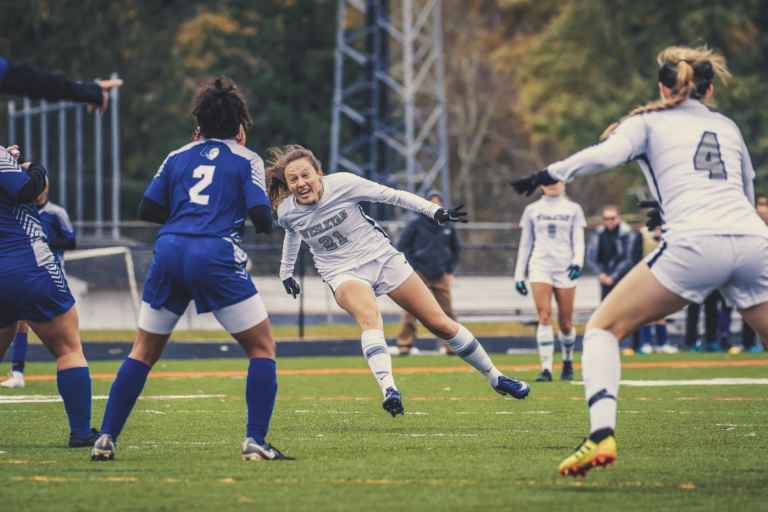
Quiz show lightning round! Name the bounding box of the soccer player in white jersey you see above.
[514,181,586,382]
[269,145,530,416]
[512,45,768,477]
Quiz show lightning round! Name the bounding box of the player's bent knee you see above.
[213,294,269,334]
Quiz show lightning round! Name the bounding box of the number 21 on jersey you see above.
[189,165,216,205]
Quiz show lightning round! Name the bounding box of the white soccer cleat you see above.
[659,344,679,354]
[640,344,653,355]
[1,372,25,389]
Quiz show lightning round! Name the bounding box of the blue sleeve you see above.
[55,208,76,246]
[0,146,29,201]
[242,156,270,209]
[143,155,172,208]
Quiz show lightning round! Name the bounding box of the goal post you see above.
[63,246,140,319]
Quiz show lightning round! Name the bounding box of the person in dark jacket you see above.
[585,205,637,299]
[396,191,461,355]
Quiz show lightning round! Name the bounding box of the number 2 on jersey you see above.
[189,165,216,205]
[693,131,727,180]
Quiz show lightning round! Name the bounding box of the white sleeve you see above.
[547,115,647,183]
[571,205,586,267]
[514,207,535,282]
[342,173,441,218]
[740,137,756,206]
[279,228,302,281]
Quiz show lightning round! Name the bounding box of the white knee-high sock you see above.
[445,324,502,386]
[361,330,396,395]
[536,324,555,372]
[582,328,621,434]
[560,330,576,362]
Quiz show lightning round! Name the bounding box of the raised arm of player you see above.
[0,146,48,204]
[344,173,441,218]
[547,116,647,183]
[0,57,122,112]
[513,207,534,283]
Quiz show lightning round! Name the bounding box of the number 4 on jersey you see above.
[694,131,727,180]
[189,165,216,205]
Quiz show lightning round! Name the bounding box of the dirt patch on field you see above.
[20,358,768,382]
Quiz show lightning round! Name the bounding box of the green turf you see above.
[1,353,767,511]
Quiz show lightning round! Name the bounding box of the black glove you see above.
[434,204,468,224]
[567,264,582,281]
[282,277,301,298]
[638,200,663,231]
[510,170,559,196]
[515,280,528,296]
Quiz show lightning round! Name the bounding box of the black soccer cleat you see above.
[382,387,405,417]
[241,438,293,461]
[560,361,574,381]
[90,433,116,461]
[535,369,553,382]
[69,428,100,448]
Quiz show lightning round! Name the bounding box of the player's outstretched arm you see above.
[511,118,644,195]
[0,57,122,112]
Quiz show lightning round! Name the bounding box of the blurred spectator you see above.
[396,191,461,355]
[586,205,636,299]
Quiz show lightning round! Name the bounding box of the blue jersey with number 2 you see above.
[143,138,270,241]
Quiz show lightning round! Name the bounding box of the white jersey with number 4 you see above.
[547,99,768,241]
[514,195,586,281]
[277,172,440,281]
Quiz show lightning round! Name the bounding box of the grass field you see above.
[1,352,767,511]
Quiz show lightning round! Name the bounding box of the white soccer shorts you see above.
[646,234,768,309]
[323,251,414,297]
[527,266,577,289]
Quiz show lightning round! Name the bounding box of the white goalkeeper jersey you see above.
[514,195,586,281]
[277,172,440,280]
[547,99,768,241]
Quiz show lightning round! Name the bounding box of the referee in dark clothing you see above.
[396,191,461,355]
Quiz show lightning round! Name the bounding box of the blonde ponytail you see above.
[600,45,731,140]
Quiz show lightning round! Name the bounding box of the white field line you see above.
[571,378,768,387]
[0,394,226,405]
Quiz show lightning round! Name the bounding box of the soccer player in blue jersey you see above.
[2,174,76,389]
[0,146,97,447]
[92,77,288,461]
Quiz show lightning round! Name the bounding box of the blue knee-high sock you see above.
[11,332,28,373]
[246,358,277,444]
[654,324,668,346]
[56,367,92,436]
[100,358,151,440]
[640,326,653,345]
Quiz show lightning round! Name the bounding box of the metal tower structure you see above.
[330,0,450,212]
